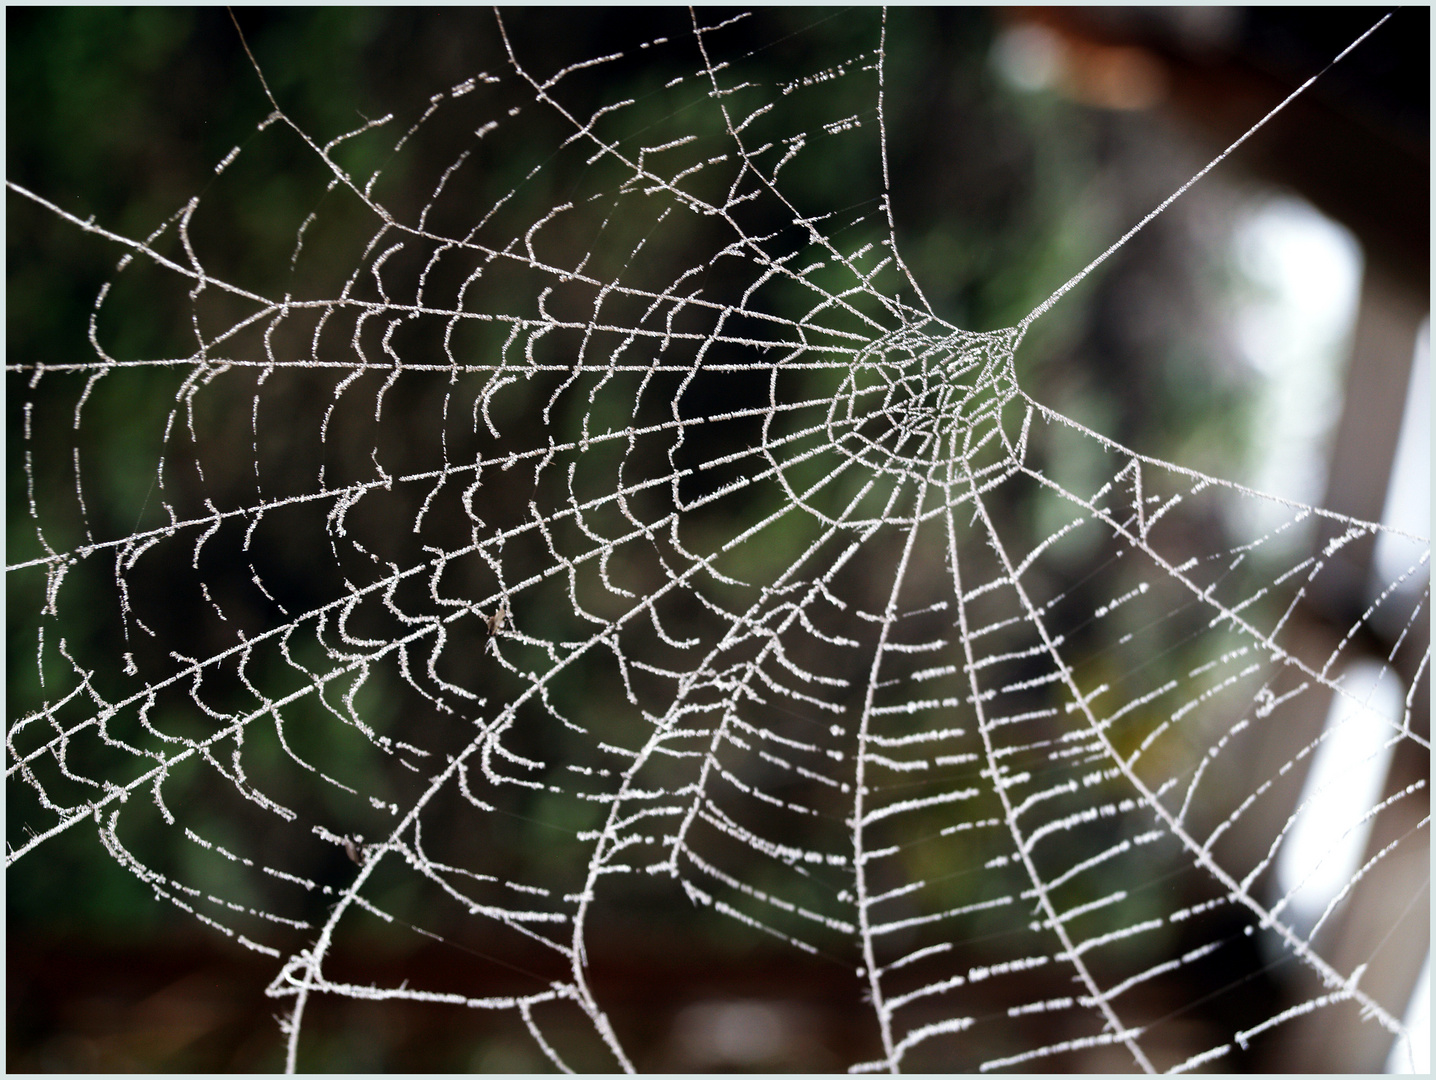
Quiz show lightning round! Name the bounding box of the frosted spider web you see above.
[7,8,1429,1073]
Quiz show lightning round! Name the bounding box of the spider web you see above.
[7,8,1428,1073]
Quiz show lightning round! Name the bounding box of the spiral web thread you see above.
[7,9,1428,1073]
